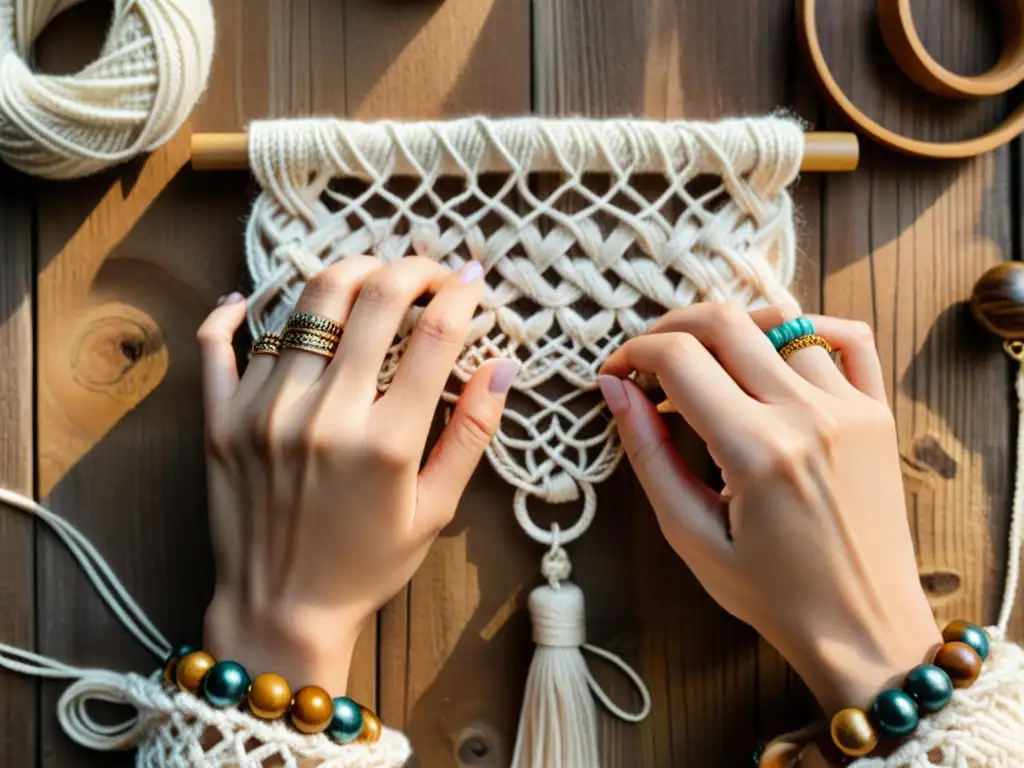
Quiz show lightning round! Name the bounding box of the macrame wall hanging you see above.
[243,115,805,768]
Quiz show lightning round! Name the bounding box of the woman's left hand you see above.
[195,258,518,693]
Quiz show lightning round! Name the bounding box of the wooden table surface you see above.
[0,1,1019,766]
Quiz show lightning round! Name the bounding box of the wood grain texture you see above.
[344,3,532,765]
[819,0,1018,647]
[0,165,37,764]
[11,0,1023,766]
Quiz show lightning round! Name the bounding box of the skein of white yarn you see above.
[0,0,214,179]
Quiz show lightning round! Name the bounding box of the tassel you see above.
[511,538,651,768]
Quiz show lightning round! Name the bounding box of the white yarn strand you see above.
[997,358,1024,633]
[0,0,214,179]
[245,115,801,768]
[0,487,412,767]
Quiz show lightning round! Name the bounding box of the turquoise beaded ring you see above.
[765,317,815,351]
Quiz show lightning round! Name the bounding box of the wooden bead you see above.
[830,707,878,758]
[175,651,216,694]
[934,641,983,688]
[971,263,1024,340]
[355,706,382,744]
[942,620,990,661]
[163,656,179,686]
[248,673,293,719]
[290,686,334,734]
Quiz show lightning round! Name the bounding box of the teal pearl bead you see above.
[173,643,199,659]
[765,318,815,350]
[903,664,953,713]
[871,689,919,738]
[955,625,990,662]
[202,660,251,708]
[328,697,365,744]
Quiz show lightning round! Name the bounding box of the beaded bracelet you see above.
[162,645,382,745]
[829,620,990,758]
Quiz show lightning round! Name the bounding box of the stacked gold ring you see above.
[286,311,343,338]
[251,334,282,356]
[280,312,343,359]
[778,334,832,362]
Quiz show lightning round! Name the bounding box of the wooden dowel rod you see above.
[190,130,859,173]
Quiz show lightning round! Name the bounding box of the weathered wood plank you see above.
[0,166,38,764]
[820,0,1016,645]
[342,2,531,765]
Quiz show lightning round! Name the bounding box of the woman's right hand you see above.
[597,303,940,720]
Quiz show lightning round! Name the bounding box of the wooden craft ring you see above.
[878,0,1024,98]
[797,0,1024,158]
[971,264,1024,360]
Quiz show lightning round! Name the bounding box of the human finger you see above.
[376,261,485,443]
[748,309,852,395]
[601,333,763,474]
[325,257,449,403]
[803,315,887,403]
[196,292,247,415]
[647,302,811,402]
[599,375,732,561]
[267,256,383,401]
[414,358,519,535]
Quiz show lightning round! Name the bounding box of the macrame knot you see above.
[529,582,586,648]
[541,545,572,588]
[541,472,580,504]
[276,242,325,280]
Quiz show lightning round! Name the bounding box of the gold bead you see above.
[830,707,878,758]
[356,706,382,744]
[290,685,334,734]
[163,656,179,686]
[175,651,216,694]
[248,673,293,719]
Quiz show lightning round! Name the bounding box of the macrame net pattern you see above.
[244,116,804,542]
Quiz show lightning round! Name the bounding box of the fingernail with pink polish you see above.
[489,359,520,395]
[216,294,227,306]
[598,375,630,414]
[461,261,484,284]
[222,292,244,305]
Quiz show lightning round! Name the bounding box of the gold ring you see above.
[286,311,343,338]
[280,327,339,359]
[251,333,282,356]
[778,334,832,362]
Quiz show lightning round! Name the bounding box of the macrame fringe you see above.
[511,536,651,768]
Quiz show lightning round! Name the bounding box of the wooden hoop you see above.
[797,0,1024,158]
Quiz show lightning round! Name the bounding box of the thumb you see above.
[415,358,520,535]
[196,293,247,415]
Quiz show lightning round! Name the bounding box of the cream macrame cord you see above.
[243,114,804,768]
[0,487,411,767]
[0,0,215,179]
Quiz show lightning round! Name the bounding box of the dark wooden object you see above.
[972,263,1024,340]
[0,1,1011,767]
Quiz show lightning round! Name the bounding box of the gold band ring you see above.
[778,334,832,362]
[251,333,282,356]
[286,311,343,338]
[280,327,339,359]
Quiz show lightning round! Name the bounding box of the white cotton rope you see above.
[241,114,799,768]
[0,0,215,179]
[0,487,412,768]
